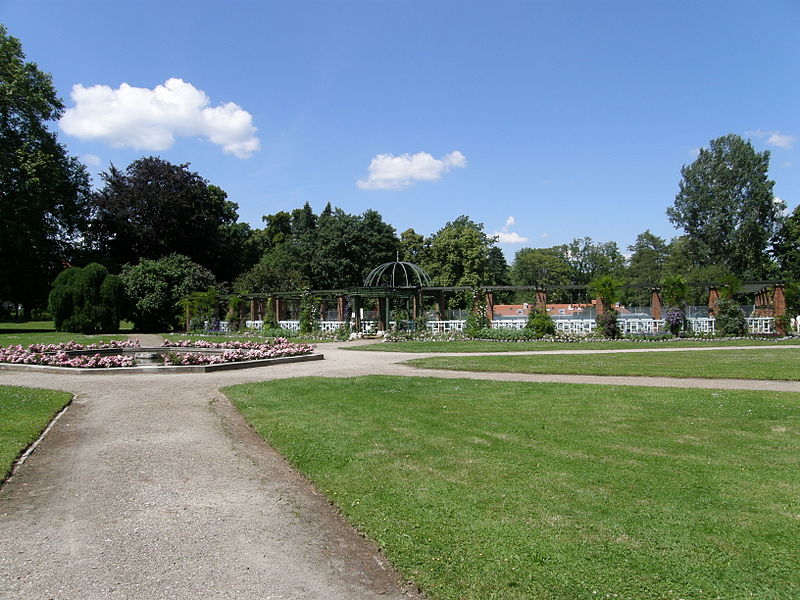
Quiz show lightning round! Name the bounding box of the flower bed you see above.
[0,347,134,368]
[0,338,315,370]
[161,339,315,365]
[25,339,140,353]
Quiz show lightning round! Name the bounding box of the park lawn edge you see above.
[0,386,75,483]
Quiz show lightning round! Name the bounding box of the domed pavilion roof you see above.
[363,254,432,287]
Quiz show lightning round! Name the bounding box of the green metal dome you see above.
[363,254,432,287]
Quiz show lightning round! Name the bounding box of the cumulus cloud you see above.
[357,150,466,190]
[747,130,796,150]
[492,215,529,244]
[59,78,260,158]
[495,232,529,244]
[82,153,102,167]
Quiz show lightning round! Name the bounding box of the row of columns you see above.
[244,284,788,327]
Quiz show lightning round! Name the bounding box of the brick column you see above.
[535,289,547,312]
[353,296,362,331]
[336,296,346,321]
[275,297,286,322]
[595,298,605,316]
[485,291,494,322]
[651,288,662,321]
[708,287,720,316]
[319,301,327,322]
[774,284,787,335]
[437,292,447,320]
[250,298,257,321]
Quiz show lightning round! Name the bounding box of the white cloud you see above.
[540,233,550,239]
[82,153,102,167]
[747,130,796,150]
[495,231,529,244]
[357,150,466,190]
[505,215,516,228]
[59,78,260,158]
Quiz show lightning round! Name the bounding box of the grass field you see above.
[0,331,130,347]
[349,338,800,353]
[0,385,73,481]
[225,376,800,600]
[406,348,800,380]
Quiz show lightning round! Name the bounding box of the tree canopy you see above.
[89,157,251,281]
[0,25,91,314]
[666,134,780,279]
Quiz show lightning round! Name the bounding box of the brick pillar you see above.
[353,296,362,331]
[336,296,346,321]
[437,292,447,320]
[708,287,720,316]
[412,291,422,320]
[595,298,605,316]
[651,288,662,321]
[485,291,494,322]
[319,301,327,322]
[535,289,547,312]
[250,298,257,321]
[275,297,285,322]
[774,284,786,316]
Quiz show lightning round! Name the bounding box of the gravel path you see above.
[2,340,799,599]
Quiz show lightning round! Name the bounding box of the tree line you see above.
[2,25,798,330]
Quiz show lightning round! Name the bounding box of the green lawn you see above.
[0,331,130,347]
[406,348,800,380]
[0,385,73,481]
[225,376,800,600]
[350,338,800,353]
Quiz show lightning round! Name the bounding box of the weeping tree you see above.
[48,263,125,333]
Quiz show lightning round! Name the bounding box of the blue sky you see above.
[2,0,798,259]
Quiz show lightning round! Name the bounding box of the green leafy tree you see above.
[234,260,308,293]
[627,230,668,304]
[256,204,398,289]
[511,246,572,302]
[89,158,251,281]
[0,26,91,315]
[399,228,426,263]
[565,237,626,286]
[48,263,124,333]
[772,205,800,280]
[424,216,495,288]
[121,254,215,332]
[667,134,781,279]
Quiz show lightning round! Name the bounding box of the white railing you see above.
[618,318,664,334]
[491,319,528,330]
[747,317,774,334]
[427,320,466,332]
[687,318,715,333]
[213,316,777,336]
[555,319,597,334]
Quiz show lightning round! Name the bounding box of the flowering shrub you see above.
[0,347,134,368]
[160,338,314,365]
[664,308,685,335]
[26,339,140,353]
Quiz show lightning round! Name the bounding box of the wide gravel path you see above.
[2,340,799,599]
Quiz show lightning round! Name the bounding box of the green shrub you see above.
[48,263,124,333]
[121,254,215,332]
[298,291,320,334]
[714,299,747,335]
[526,309,556,337]
[595,309,621,339]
